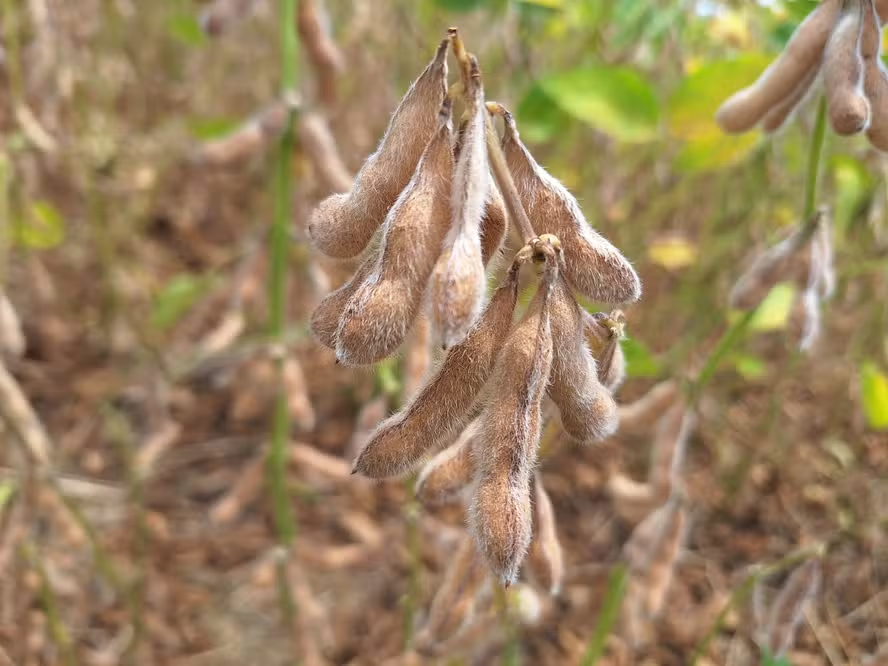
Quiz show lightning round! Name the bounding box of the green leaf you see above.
[730,353,767,380]
[516,84,572,144]
[432,0,487,10]
[538,65,660,143]
[667,55,771,172]
[761,648,793,666]
[0,480,17,512]
[745,282,796,332]
[860,362,888,430]
[580,563,628,666]
[668,55,772,141]
[15,201,65,249]
[167,14,207,47]
[831,155,873,233]
[150,274,212,331]
[622,337,661,378]
[189,117,241,142]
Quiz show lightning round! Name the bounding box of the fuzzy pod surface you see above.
[308,39,449,258]
[469,255,557,586]
[335,104,455,366]
[716,0,841,133]
[352,256,523,478]
[547,276,618,443]
[501,113,641,305]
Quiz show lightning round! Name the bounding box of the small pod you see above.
[415,536,488,652]
[547,276,618,444]
[823,0,871,135]
[501,112,641,305]
[352,254,524,478]
[470,251,557,586]
[647,401,695,501]
[415,418,479,507]
[583,310,627,392]
[308,39,449,258]
[716,0,841,133]
[335,103,454,366]
[526,473,564,596]
[622,495,688,647]
[860,0,888,150]
[430,58,488,348]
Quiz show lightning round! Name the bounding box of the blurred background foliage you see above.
[1,0,888,664]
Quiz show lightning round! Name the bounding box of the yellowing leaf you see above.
[675,132,760,173]
[709,12,752,49]
[539,66,660,143]
[15,201,65,250]
[648,236,698,270]
[832,156,873,233]
[668,54,772,142]
[860,362,888,430]
[747,282,796,332]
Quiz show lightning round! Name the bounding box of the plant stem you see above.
[23,542,79,666]
[267,0,299,643]
[580,563,628,666]
[804,97,828,221]
[687,96,830,400]
[485,110,536,243]
[267,0,298,547]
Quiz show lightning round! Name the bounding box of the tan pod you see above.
[308,40,449,258]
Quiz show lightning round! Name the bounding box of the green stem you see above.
[23,543,79,666]
[267,0,299,646]
[803,97,828,221]
[580,563,628,666]
[267,0,298,548]
[687,96,829,399]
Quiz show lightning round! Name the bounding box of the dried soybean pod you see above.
[526,473,564,596]
[823,0,870,135]
[308,39,448,258]
[861,0,888,150]
[430,58,488,348]
[501,111,641,305]
[547,276,618,444]
[352,254,524,478]
[763,559,822,657]
[480,179,507,266]
[454,115,508,266]
[470,249,557,585]
[584,310,627,392]
[622,494,688,647]
[308,251,377,349]
[647,401,695,501]
[761,63,820,133]
[716,0,841,133]
[335,103,454,366]
[415,536,488,651]
[415,418,480,507]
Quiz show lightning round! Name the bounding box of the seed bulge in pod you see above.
[308,39,448,258]
[823,0,871,136]
[470,249,557,585]
[716,0,841,133]
[547,275,618,444]
[352,253,524,479]
[335,102,454,366]
[501,111,641,305]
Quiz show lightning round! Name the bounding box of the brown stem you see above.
[485,112,536,243]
